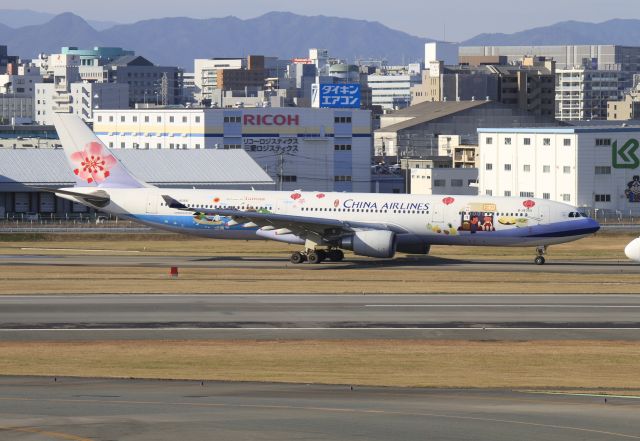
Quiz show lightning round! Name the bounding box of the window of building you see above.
[282,175,297,182]
[182,116,187,123]
[451,179,463,187]
[523,138,531,145]
[224,144,242,150]
[169,116,174,123]
[433,180,446,187]
[195,116,201,123]
[109,116,114,122]
[504,190,511,197]
[144,116,149,123]
[561,194,571,202]
[108,142,113,148]
[157,116,162,122]
[595,166,612,174]
[485,137,493,145]
[504,137,512,145]
[563,166,571,174]
[120,142,125,148]
[334,175,352,182]
[195,144,201,149]
[543,138,551,146]
[543,165,551,173]
[97,116,102,122]
[132,116,137,122]
[485,163,493,171]
[520,191,534,197]
[334,116,352,124]
[486,189,493,196]
[543,193,550,200]
[563,138,571,146]
[157,143,162,149]
[504,164,512,171]
[144,143,149,149]
[523,164,531,172]
[334,144,352,151]
[120,116,125,122]
[595,138,611,146]
[595,194,611,202]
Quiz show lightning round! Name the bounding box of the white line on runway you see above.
[1,327,640,332]
[365,305,640,308]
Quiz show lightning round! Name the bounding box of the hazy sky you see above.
[10,0,640,41]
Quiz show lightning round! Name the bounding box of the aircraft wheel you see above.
[534,256,545,265]
[290,252,306,264]
[307,251,322,264]
[328,249,345,262]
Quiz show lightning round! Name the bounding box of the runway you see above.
[1,251,639,274]
[2,294,640,340]
[1,376,639,441]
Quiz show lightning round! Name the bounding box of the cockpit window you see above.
[568,212,575,218]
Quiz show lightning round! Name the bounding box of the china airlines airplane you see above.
[48,114,600,265]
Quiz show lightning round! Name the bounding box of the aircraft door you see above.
[535,206,550,225]
[146,192,158,214]
[431,205,444,223]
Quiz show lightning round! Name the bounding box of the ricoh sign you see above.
[243,114,300,126]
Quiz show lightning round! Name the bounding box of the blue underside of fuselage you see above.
[129,214,599,244]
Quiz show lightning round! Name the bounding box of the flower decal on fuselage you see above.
[70,142,117,184]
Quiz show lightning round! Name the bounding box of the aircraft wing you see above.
[161,195,407,238]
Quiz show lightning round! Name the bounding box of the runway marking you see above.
[20,247,141,253]
[528,391,640,400]
[365,304,640,308]
[0,396,638,439]
[1,327,640,332]
[0,425,93,441]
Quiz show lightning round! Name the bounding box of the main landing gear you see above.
[534,246,547,265]
[289,249,344,264]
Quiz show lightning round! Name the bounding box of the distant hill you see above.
[0,9,116,30]
[0,11,431,68]
[463,19,640,46]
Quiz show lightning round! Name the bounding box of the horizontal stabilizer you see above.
[34,187,110,207]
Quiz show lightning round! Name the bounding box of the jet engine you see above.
[339,230,396,258]
[625,237,640,262]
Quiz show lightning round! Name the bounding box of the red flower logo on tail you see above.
[70,141,116,184]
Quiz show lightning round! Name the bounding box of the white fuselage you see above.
[61,187,600,248]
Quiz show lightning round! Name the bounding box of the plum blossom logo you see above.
[70,142,116,184]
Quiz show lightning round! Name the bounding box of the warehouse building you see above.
[93,107,373,192]
[478,126,640,215]
[0,149,273,218]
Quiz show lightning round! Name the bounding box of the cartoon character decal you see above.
[482,213,495,231]
[458,211,494,234]
[625,175,640,202]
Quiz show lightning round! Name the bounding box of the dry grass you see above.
[1,265,639,294]
[0,340,639,389]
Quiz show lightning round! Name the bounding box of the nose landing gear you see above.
[534,246,547,265]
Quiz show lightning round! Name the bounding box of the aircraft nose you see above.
[585,217,600,234]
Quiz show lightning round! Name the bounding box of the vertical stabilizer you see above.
[53,113,147,188]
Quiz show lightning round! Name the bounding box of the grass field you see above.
[1,340,639,390]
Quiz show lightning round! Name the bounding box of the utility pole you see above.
[277,151,284,191]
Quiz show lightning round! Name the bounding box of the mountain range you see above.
[1,10,640,69]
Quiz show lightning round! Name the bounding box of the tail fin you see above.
[53,113,147,188]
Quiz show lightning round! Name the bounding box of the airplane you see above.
[625,237,640,262]
[46,114,600,265]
